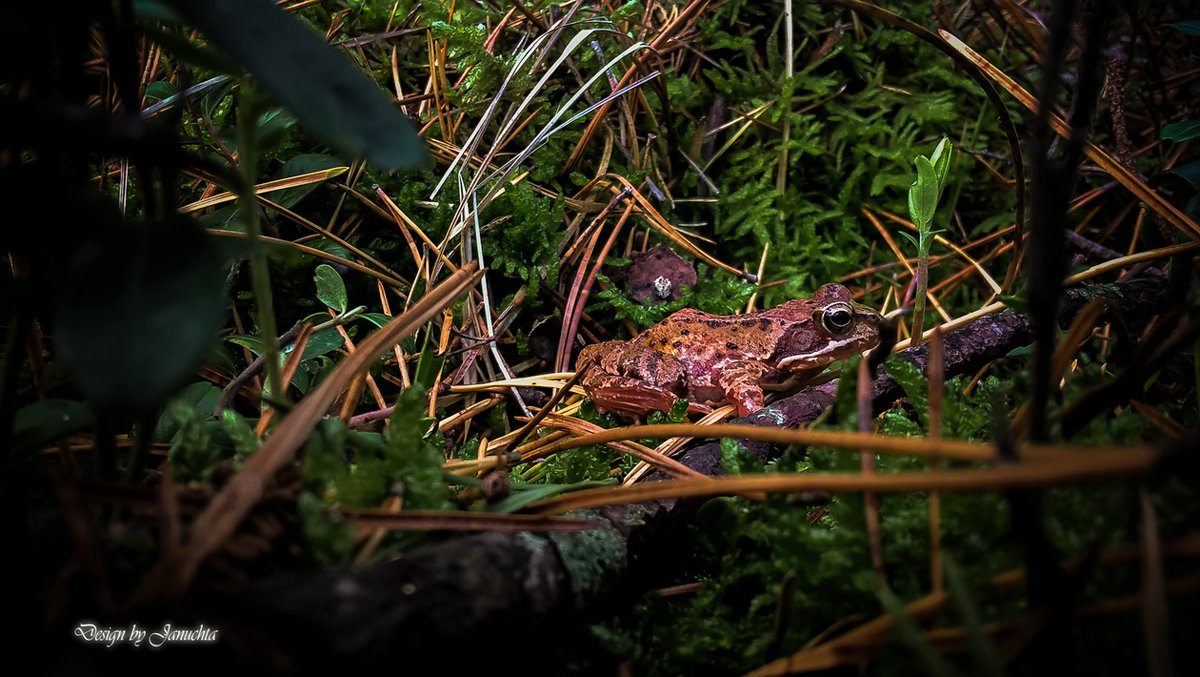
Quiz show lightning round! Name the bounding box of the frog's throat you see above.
[774,337,870,368]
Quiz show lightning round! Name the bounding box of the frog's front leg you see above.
[716,360,772,417]
[577,342,688,417]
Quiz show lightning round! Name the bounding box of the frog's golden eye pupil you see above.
[823,303,853,332]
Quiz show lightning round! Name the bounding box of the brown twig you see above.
[527,443,1161,515]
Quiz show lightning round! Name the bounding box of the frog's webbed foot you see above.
[718,361,771,417]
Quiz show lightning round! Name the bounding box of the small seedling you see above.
[904,137,953,345]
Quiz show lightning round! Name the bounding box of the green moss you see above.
[302,385,453,510]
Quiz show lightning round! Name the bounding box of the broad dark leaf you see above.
[133,0,184,22]
[1167,20,1200,36]
[154,381,222,442]
[161,0,424,170]
[54,216,229,413]
[1169,160,1200,190]
[1162,120,1200,142]
[12,399,93,456]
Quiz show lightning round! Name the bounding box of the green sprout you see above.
[905,137,953,345]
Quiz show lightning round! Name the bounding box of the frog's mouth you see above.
[774,337,867,369]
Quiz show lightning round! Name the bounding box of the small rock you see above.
[627,244,695,304]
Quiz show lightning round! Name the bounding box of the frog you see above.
[575,283,882,418]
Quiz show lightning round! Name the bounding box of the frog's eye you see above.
[822,302,854,333]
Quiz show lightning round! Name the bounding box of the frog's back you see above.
[632,308,716,355]
[633,307,794,364]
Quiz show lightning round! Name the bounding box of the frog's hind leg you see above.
[577,342,689,417]
[717,361,770,417]
[580,375,682,417]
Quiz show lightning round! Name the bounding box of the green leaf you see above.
[161,0,424,169]
[144,81,177,104]
[1168,161,1200,190]
[1162,120,1200,142]
[929,137,953,187]
[305,238,353,260]
[230,324,344,365]
[255,106,298,149]
[198,77,236,122]
[488,479,617,514]
[270,154,344,208]
[412,346,445,390]
[361,312,395,328]
[1006,345,1032,358]
[133,0,185,23]
[227,334,265,355]
[11,399,93,457]
[154,381,222,442]
[297,328,345,361]
[996,293,1028,313]
[54,215,228,413]
[1167,20,1200,36]
[313,263,347,313]
[908,155,939,228]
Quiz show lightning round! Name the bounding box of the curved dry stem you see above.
[529,444,1159,515]
[531,423,995,462]
[940,29,1200,243]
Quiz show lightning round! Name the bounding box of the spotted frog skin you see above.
[576,284,882,417]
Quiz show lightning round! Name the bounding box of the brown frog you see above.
[576,283,882,417]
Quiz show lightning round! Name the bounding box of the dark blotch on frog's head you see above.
[725,342,737,350]
[672,340,683,348]
[681,329,690,335]
[772,325,820,361]
[706,320,722,328]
